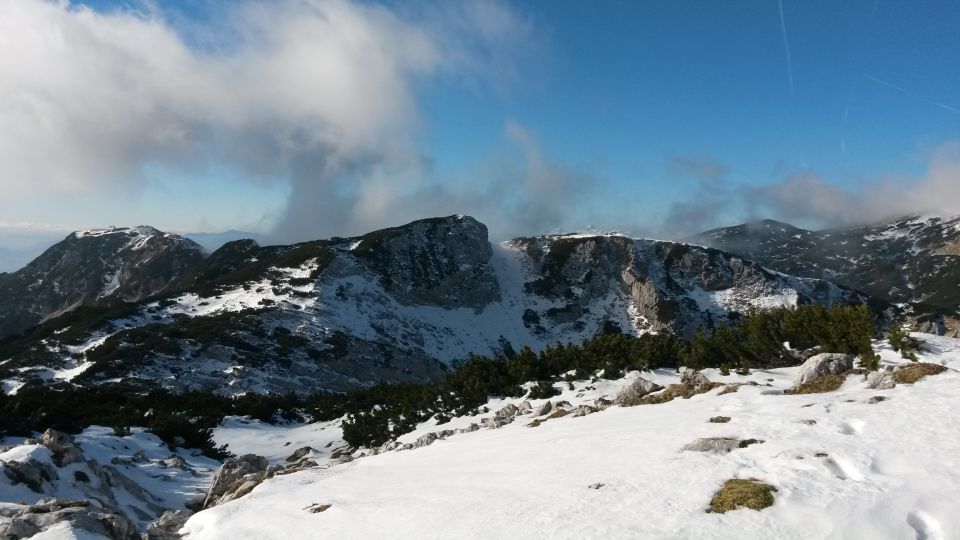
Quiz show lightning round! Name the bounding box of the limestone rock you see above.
[866,367,896,390]
[495,404,519,419]
[614,377,664,406]
[202,454,269,509]
[284,446,315,463]
[679,367,711,389]
[1,459,58,492]
[39,429,84,466]
[571,405,597,418]
[412,433,438,449]
[681,438,740,453]
[533,401,553,416]
[794,353,854,385]
[0,498,137,540]
[143,510,190,540]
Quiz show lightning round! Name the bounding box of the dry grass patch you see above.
[709,479,777,513]
[785,373,846,395]
[718,385,739,395]
[640,382,723,405]
[709,416,731,423]
[893,363,947,384]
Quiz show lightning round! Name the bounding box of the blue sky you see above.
[420,0,959,221]
[0,0,958,257]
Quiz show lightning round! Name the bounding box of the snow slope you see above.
[182,333,960,539]
[212,417,344,464]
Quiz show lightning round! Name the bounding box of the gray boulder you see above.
[480,416,513,429]
[571,405,597,418]
[533,401,553,416]
[412,433,438,449]
[201,454,269,509]
[866,367,897,390]
[679,367,711,389]
[1,459,58,492]
[681,437,740,453]
[284,446,315,463]
[39,429,84,466]
[614,377,664,406]
[495,404,519,419]
[794,353,854,385]
[143,510,190,539]
[458,423,480,434]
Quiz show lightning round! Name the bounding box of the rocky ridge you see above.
[690,215,960,331]
[1,216,869,395]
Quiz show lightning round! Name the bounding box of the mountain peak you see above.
[0,226,205,338]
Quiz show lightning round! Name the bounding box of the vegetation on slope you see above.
[0,304,877,453]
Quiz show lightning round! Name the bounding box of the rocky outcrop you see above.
[39,429,83,467]
[614,377,664,406]
[1,459,58,492]
[680,367,712,389]
[411,433,438,449]
[533,401,553,416]
[866,367,897,390]
[681,438,741,453]
[284,446,314,463]
[682,437,763,453]
[202,454,269,509]
[0,498,137,540]
[143,510,190,540]
[351,215,499,310]
[794,353,854,386]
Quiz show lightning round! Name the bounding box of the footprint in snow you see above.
[907,510,943,540]
[838,419,865,435]
[823,454,864,481]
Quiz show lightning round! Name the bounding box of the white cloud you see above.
[744,141,960,227]
[0,0,540,240]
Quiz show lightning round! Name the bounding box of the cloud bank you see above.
[664,142,960,235]
[0,0,573,242]
[744,142,960,228]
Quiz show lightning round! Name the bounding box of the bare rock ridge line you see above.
[0,215,879,395]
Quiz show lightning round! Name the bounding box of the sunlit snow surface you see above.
[181,333,960,539]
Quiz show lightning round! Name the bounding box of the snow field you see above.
[182,334,960,539]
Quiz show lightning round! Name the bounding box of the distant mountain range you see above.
[0,215,877,396]
[689,215,960,332]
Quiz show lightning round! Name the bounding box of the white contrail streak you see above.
[777,0,795,97]
[865,74,960,116]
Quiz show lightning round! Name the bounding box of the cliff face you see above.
[0,217,867,395]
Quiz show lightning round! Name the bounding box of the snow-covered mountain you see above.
[0,227,205,339]
[0,216,867,396]
[690,216,960,327]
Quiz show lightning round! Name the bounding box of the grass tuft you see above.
[785,374,846,395]
[892,363,947,384]
[709,478,777,513]
[640,382,723,405]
